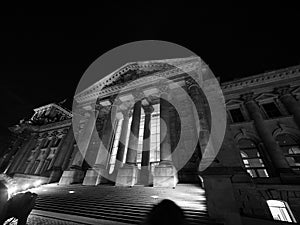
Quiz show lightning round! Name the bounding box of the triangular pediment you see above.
[226,99,243,106]
[102,62,174,90]
[292,86,300,95]
[75,56,201,103]
[255,93,277,101]
[30,103,72,126]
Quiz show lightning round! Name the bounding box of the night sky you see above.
[1,7,300,137]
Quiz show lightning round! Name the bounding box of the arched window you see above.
[267,200,297,223]
[238,139,269,178]
[276,134,300,171]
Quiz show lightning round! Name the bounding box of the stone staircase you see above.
[31,183,222,225]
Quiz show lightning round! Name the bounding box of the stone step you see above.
[30,184,221,225]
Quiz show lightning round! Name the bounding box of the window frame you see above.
[239,139,269,178]
[228,107,246,123]
[259,100,282,119]
[276,133,300,171]
[267,200,297,223]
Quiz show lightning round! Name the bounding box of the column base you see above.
[139,167,151,186]
[48,168,63,183]
[83,167,109,185]
[115,164,139,187]
[59,168,85,185]
[153,162,178,188]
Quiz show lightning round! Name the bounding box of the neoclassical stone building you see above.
[1,57,300,224]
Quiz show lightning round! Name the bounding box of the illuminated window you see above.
[276,134,300,171]
[267,200,297,223]
[239,139,269,177]
[261,102,281,118]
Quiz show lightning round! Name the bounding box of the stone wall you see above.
[233,183,300,222]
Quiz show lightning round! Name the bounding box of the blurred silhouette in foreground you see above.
[142,199,188,225]
[0,180,37,225]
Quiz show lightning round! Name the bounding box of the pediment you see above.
[102,62,173,90]
[30,103,72,126]
[226,99,243,106]
[255,93,277,101]
[75,56,201,103]
[292,86,300,95]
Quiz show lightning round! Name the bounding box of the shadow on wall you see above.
[141,199,188,225]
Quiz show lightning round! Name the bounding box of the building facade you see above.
[1,57,300,224]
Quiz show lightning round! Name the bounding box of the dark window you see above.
[276,134,300,171]
[262,102,281,118]
[229,108,245,123]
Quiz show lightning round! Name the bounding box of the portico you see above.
[63,57,206,187]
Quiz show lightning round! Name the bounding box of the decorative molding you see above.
[33,103,72,118]
[185,77,198,90]
[255,93,278,102]
[221,65,300,93]
[234,129,261,144]
[226,99,244,106]
[274,85,291,96]
[272,123,300,139]
[241,92,255,103]
[291,86,300,96]
[75,58,202,104]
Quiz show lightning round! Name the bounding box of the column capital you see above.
[185,77,199,90]
[241,92,255,103]
[120,108,132,119]
[131,89,145,101]
[95,104,104,112]
[158,82,170,95]
[109,95,118,104]
[143,105,154,115]
[274,85,292,96]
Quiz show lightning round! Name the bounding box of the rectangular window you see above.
[229,108,245,123]
[262,102,281,118]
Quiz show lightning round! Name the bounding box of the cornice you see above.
[221,65,300,93]
[9,119,71,134]
[33,103,73,117]
[75,57,202,104]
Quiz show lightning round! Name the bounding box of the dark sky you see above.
[1,7,300,136]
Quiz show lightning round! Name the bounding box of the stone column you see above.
[140,105,154,186]
[276,86,300,129]
[116,92,143,187]
[83,104,118,185]
[48,127,75,183]
[153,84,178,188]
[185,78,210,156]
[0,136,23,173]
[59,109,99,185]
[126,100,142,164]
[24,137,48,174]
[6,133,37,174]
[242,93,293,179]
[113,109,131,175]
[34,137,55,175]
